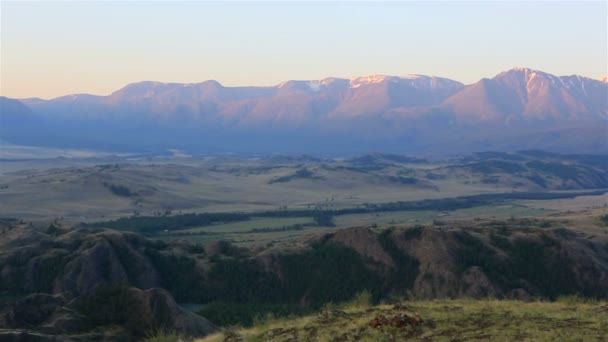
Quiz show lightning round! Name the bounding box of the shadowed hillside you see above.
[1,217,607,340]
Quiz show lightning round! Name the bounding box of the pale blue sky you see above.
[1,1,607,99]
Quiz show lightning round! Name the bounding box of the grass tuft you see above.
[144,329,182,342]
[556,293,598,305]
[344,289,373,310]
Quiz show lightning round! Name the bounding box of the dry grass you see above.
[195,299,608,342]
[0,161,518,221]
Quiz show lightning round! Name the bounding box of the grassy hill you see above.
[194,297,608,342]
[1,151,606,223]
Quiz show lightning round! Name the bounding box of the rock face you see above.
[0,226,162,296]
[0,225,216,340]
[71,286,216,338]
[329,227,394,266]
[290,223,608,301]
[384,224,608,300]
[0,287,218,341]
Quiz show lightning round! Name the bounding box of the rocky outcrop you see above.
[294,224,608,301]
[0,226,162,296]
[0,226,216,340]
[329,226,394,266]
[73,286,216,338]
[0,287,216,341]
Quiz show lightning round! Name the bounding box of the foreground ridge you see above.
[198,299,608,342]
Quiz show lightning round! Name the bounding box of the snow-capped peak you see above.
[308,80,322,92]
[399,74,427,79]
[348,75,390,88]
[277,80,290,88]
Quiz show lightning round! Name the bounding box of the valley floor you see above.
[196,299,608,342]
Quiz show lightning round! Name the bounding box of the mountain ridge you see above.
[1,67,606,155]
[12,67,603,101]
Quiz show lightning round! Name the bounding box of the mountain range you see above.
[1,68,606,155]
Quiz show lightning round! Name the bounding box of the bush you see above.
[489,232,511,250]
[198,302,310,327]
[144,329,181,342]
[346,290,372,309]
[75,284,170,338]
[46,223,61,237]
[313,210,335,227]
[378,229,420,293]
[557,294,596,305]
[145,249,206,302]
[103,182,135,197]
[279,242,383,305]
[402,226,424,240]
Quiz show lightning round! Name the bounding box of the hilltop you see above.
[198,298,608,342]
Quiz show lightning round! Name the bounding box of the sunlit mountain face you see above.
[2,68,607,155]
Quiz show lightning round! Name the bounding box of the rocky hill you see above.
[0,218,607,339]
[0,224,216,341]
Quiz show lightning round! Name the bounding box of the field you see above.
[6,151,606,221]
[151,204,559,246]
[196,298,608,342]
[101,192,607,246]
[1,151,607,247]
[0,160,516,221]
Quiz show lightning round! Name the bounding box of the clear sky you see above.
[1,1,606,99]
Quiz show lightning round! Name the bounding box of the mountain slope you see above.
[2,68,607,155]
[442,68,607,122]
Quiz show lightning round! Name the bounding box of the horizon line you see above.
[6,66,607,101]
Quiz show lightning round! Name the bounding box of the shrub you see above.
[46,223,61,236]
[144,329,181,342]
[75,284,170,338]
[346,290,373,309]
[313,210,335,227]
[556,294,596,305]
[198,302,310,327]
[378,229,420,293]
[402,225,424,240]
[278,242,383,305]
[103,182,135,197]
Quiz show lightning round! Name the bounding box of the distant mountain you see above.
[442,68,607,122]
[2,68,607,155]
[20,75,463,121]
[0,96,35,125]
[0,96,44,143]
